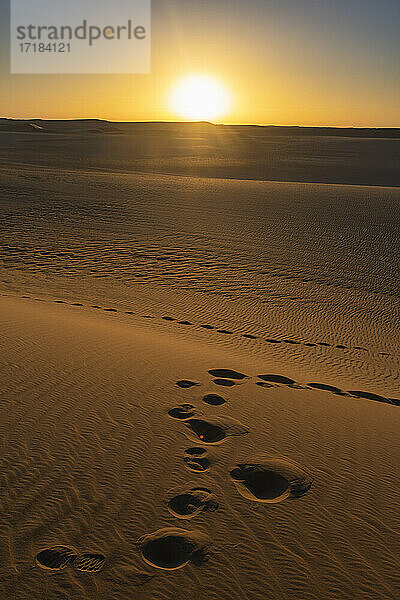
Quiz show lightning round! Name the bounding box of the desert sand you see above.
[0,122,399,599]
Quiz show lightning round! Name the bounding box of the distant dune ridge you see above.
[1,118,399,186]
[0,120,399,599]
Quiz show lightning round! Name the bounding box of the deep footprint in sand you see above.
[202,394,226,406]
[138,528,211,570]
[168,404,199,420]
[257,374,296,386]
[183,448,211,472]
[176,380,201,389]
[73,553,106,573]
[35,546,77,571]
[208,369,248,380]
[166,485,218,519]
[307,382,346,395]
[347,390,389,403]
[230,455,313,503]
[184,416,249,445]
[213,378,236,387]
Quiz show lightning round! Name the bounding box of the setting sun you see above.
[169,74,231,121]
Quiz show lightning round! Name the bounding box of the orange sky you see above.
[0,0,399,126]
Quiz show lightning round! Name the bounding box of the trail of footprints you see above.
[5,292,396,576]
[149,367,316,570]
[8,293,395,359]
[33,367,316,577]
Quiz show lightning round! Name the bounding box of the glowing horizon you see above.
[0,0,399,127]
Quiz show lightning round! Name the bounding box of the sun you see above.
[169,74,231,121]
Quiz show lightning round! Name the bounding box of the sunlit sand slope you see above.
[0,296,399,600]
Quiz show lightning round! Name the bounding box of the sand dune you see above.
[0,294,399,599]
[0,125,399,598]
[1,121,400,185]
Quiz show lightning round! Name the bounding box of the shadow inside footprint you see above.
[347,390,389,404]
[230,456,313,503]
[138,528,211,570]
[202,394,226,406]
[176,380,200,389]
[213,378,236,387]
[168,404,198,420]
[257,374,296,386]
[36,546,77,571]
[167,486,218,519]
[184,417,249,445]
[307,383,345,395]
[208,369,248,380]
[73,553,106,573]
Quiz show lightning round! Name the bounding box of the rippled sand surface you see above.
[0,126,399,599]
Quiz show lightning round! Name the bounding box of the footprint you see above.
[73,553,106,573]
[283,339,301,345]
[257,374,296,386]
[176,380,201,389]
[336,345,347,349]
[202,394,226,406]
[178,321,192,325]
[125,311,135,315]
[230,456,313,503]
[304,342,317,347]
[200,324,214,329]
[71,303,84,307]
[91,305,102,309]
[138,528,211,570]
[35,546,77,571]
[168,404,198,420]
[307,383,346,395]
[347,390,389,403]
[183,448,211,472]
[166,485,218,519]
[217,330,233,335]
[162,316,175,321]
[213,379,236,387]
[104,308,117,312]
[54,300,66,304]
[389,398,400,406]
[242,334,257,339]
[265,338,281,344]
[208,369,248,380]
[184,417,249,445]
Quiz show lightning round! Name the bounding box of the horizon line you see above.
[1,117,400,130]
